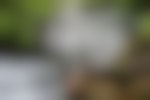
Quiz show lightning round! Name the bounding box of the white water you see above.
[45,0,130,71]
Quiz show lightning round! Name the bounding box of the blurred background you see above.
[0,0,149,50]
[0,0,149,100]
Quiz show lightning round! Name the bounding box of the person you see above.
[0,53,66,100]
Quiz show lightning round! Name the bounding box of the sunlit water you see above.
[0,55,66,100]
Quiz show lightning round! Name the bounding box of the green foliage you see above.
[0,0,149,49]
[0,0,60,49]
[137,11,150,37]
[0,9,15,34]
